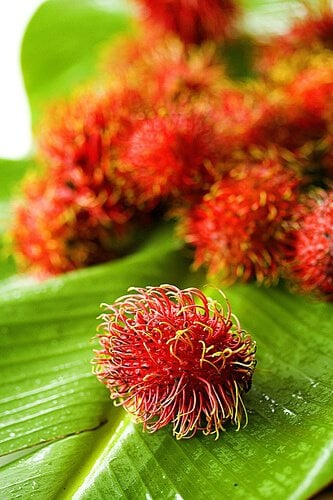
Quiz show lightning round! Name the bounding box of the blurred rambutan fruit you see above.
[259,47,332,87]
[245,82,329,167]
[180,157,304,284]
[254,97,326,155]
[37,86,144,177]
[257,4,333,75]
[288,190,333,299]
[284,64,333,120]
[285,4,333,50]
[103,33,225,105]
[36,86,151,215]
[272,64,333,171]
[117,108,222,208]
[211,82,326,164]
[11,176,136,277]
[93,284,256,439]
[134,0,240,45]
[213,85,273,152]
[322,133,333,180]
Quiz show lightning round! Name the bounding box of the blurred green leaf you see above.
[0,159,31,202]
[21,0,134,122]
[0,158,32,280]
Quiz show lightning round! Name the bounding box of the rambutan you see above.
[254,96,326,155]
[37,86,144,178]
[257,4,333,75]
[213,85,273,153]
[93,284,256,439]
[284,64,333,120]
[134,0,240,45]
[289,190,333,299]
[11,176,135,277]
[244,75,330,165]
[117,108,222,208]
[103,33,225,106]
[322,133,333,180]
[37,86,149,213]
[180,157,304,284]
[285,4,333,50]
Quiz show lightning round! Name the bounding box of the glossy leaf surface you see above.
[0,1,332,499]
[0,239,332,498]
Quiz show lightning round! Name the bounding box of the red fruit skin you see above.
[286,66,333,118]
[12,88,148,276]
[117,110,221,208]
[37,88,145,214]
[11,177,135,277]
[180,159,304,284]
[93,285,256,439]
[233,69,333,166]
[289,191,333,299]
[213,82,328,163]
[214,87,274,152]
[258,7,333,74]
[103,33,225,106]
[135,0,240,44]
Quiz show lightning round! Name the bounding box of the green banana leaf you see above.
[22,0,134,124]
[0,1,332,498]
[0,227,332,498]
[0,158,33,280]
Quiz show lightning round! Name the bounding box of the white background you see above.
[0,1,44,159]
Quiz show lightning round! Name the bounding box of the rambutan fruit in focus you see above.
[134,0,240,45]
[93,284,256,439]
[180,156,305,284]
[288,190,333,299]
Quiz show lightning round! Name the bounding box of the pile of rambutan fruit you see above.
[11,0,333,300]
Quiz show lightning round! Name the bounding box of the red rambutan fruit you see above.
[134,0,240,45]
[11,176,135,277]
[284,64,333,120]
[36,86,149,214]
[12,87,153,277]
[257,4,333,74]
[180,157,304,284]
[289,190,333,299]
[93,284,256,439]
[322,133,333,180]
[285,4,333,50]
[37,86,144,179]
[213,85,273,152]
[253,97,326,155]
[140,38,225,103]
[103,33,225,106]
[117,108,222,208]
[244,81,329,163]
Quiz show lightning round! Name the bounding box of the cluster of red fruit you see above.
[12,0,332,299]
